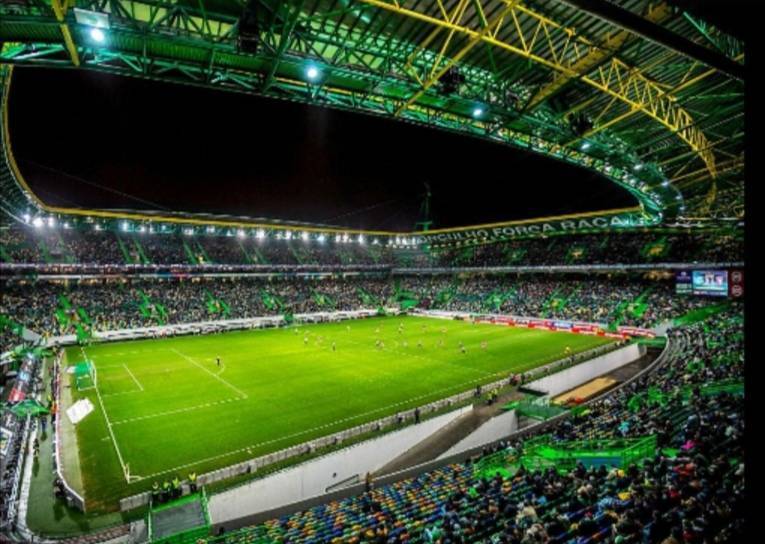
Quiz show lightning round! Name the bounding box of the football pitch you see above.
[64,315,613,510]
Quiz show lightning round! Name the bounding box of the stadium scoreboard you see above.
[676,270,730,297]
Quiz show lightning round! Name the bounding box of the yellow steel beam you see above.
[358,0,717,177]
[51,0,80,67]
[397,1,520,116]
[565,52,744,148]
[525,1,673,110]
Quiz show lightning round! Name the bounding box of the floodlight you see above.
[32,217,44,228]
[63,222,71,229]
[302,231,309,241]
[121,221,129,232]
[95,224,102,231]
[23,213,30,223]
[285,231,292,240]
[472,107,484,118]
[581,142,591,151]
[306,66,320,80]
[358,235,365,244]
[207,226,215,233]
[256,229,265,239]
[662,180,670,187]
[237,229,245,238]
[633,163,643,171]
[90,27,105,43]
[317,234,326,243]
[335,234,341,243]
[47,217,56,228]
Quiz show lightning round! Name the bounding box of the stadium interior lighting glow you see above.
[581,142,591,150]
[138,225,146,233]
[256,229,265,239]
[634,163,643,171]
[121,221,129,232]
[32,217,44,228]
[207,226,215,233]
[95,224,102,231]
[23,213,30,223]
[662,180,670,187]
[373,238,379,245]
[302,231,309,241]
[317,234,326,243]
[47,217,55,228]
[237,229,245,238]
[335,234,341,243]
[358,235,365,244]
[184,228,194,235]
[306,66,320,80]
[342,234,349,243]
[90,27,105,43]
[63,222,71,229]
[472,107,484,118]
[285,231,292,240]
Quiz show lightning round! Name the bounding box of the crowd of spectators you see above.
[2,274,719,346]
[0,224,743,268]
[225,309,744,544]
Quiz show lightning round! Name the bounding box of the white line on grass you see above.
[110,396,246,426]
[132,369,505,483]
[171,348,248,399]
[122,364,144,392]
[81,347,132,483]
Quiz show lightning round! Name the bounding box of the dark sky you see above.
[8,67,635,231]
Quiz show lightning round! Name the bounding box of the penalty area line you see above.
[171,348,248,399]
[122,364,144,392]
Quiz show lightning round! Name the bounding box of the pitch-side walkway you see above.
[374,388,525,476]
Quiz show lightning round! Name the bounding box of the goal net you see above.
[73,361,97,391]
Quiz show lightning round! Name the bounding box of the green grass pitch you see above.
[64,315,613,511]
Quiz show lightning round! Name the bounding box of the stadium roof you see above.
[0,0,745,228]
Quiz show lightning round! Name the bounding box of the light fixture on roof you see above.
[47,217,56,228]
[306,65,320,81]
[23,213,30,224]
[358,234,365,244]
[256,229,265,239]
[90,27,105,42]
[285,230,292,240]
[237,229,245,238]
[302,231,309,241]
[32,217,44,228]
[472,107,484,118]
[581,142,591,151]
[317,234,326,243]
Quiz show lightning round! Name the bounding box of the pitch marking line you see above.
[122,364,144,392]
[81,347,132,483]
[111,396,246,426]
[171,349,248,399]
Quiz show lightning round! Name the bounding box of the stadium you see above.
[0,1,748,544]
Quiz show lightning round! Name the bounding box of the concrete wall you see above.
[208,406,471,525]
[524,342,645,397]
[438,410,519,459]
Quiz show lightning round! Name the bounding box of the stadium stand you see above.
[1,275,715,343]
[0,223,743,267]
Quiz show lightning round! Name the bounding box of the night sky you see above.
[8,67,635,231]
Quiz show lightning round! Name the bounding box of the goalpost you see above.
[73,360,97,391]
